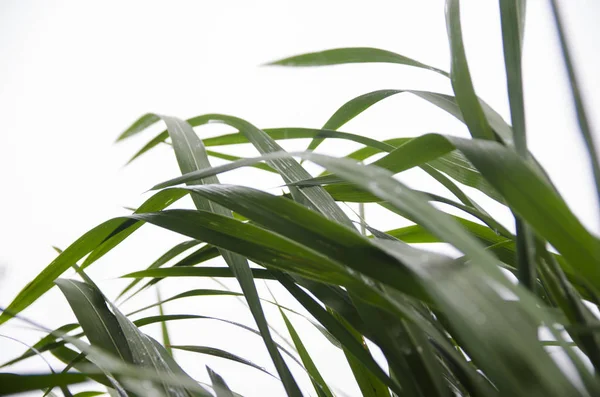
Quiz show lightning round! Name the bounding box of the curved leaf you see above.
[172,345,275,378]
[55,279,133,363]
[267,47,449,76]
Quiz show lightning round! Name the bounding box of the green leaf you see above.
[15,315,215,397]
[278,309,334,397]
[126,211,357,288]
[130,314,303,370]
[325,184,510,236]
[116,113,160,141]
[123,267,276,281]
[206,367,235,397]
[267,47,449,76]
[0,373,89,396]
[171,345,275,378]
[273,272,401,395]
[81,189,189,270]
[201,114,354,228]
[292,134,504,205]
[306,89,513,153]
[55,279,134,363]
[168,186,428,300]
[445,0,496,141]
[537,242,600,373]
[206,150,277,173]
[127,289,243,316]
[48,345,114,389]
[75,268,203,397]
[156,288,172,356]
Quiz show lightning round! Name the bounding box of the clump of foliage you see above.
[2,1,599,396]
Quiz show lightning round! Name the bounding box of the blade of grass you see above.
[446,0,496,141]
[171,345,275,378]
[274,297,334,397]
[267,47,448,76]
[123,267,276,281]
[156,288,172,356]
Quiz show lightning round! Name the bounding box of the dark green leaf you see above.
[278,309,334,397]
[55,279,134,363]
[0,373,89,396]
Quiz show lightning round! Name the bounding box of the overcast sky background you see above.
[1,1,599,396]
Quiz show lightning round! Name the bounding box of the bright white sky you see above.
[1,1,599,396]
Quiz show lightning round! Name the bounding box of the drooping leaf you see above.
[171,345,275,378]
[306,89,513,153]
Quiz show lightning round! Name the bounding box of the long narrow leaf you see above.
[267,47,448,76]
